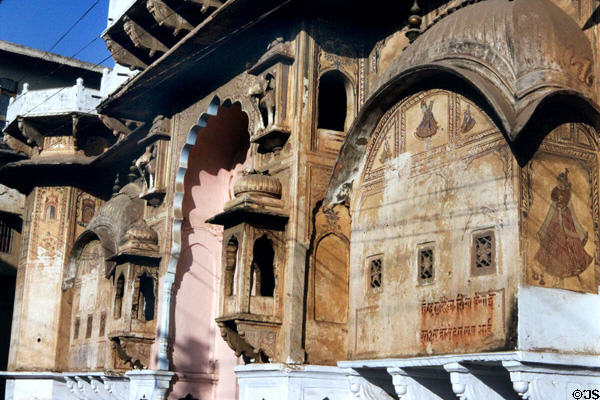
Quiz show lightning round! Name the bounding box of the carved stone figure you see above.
[136,143,157,190]
[249,73,277,129]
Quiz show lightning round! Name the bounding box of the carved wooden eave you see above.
[248,40,295,76]
[147,0,194,36]
[104,34,148,70]
[325,0,600,206]
[185,0,223,14]
[124,17,169,57]
[97,0,297,121]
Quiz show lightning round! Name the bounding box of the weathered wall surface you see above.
[9,187,72,369]
[349,89,520,359]
[67,239,112,370]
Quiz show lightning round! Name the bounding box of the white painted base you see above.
[341,352,600,400]
[518,286,600,354]
[2,370,174,400]
[235,364,352,400]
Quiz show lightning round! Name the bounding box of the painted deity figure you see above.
[415,100,438,138]
[535,169,593,278]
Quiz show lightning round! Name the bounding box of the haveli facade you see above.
[2,0,600,399]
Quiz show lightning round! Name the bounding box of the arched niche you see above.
[314,233,349,324]
[305,203,351,365]
[521,122,600,294]
[250,235,275,297]
[60,237,113,371]
[317,70,355,132]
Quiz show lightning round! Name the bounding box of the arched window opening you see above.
[114,274,124,319]
[224,237,239,296]
[318,71,351,131]
[138,273,155,321]
[250,236,275,297]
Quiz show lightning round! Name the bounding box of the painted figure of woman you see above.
[535,169,593,278]
[415,100,438,139]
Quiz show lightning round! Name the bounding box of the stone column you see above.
[8,186,73,370]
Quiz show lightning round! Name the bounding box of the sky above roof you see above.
[0,0,114,68]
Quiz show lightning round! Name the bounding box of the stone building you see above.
[0,41,104,398]
[3,0,600,399]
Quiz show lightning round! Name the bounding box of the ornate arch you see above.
[161,94,253,369]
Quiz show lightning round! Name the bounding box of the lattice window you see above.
[0,220,13,253]
[369,257,382,290]
[418,247,434,285]
[472,230,496,276]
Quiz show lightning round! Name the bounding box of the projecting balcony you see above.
[5,78,102,124]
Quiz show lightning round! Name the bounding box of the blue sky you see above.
[0,0,114,67]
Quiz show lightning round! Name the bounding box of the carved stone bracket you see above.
[502,361,535,400]
[443,362,470,399]
[386,368,410,399]
[17,118,43,149]
[248,38,295,76]
[123,17,168,57]
[99,114,133,139]
[147,0,193,35]
[251,125,291,153]
[217,319,271,364]
[103,35,148,70]
[184,0,223,14]
[346,370,395,400]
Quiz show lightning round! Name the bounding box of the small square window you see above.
[418,246,435,285]
[471,230,496,276]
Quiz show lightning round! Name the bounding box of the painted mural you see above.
[350,89,517,359]
[522,123,598,293]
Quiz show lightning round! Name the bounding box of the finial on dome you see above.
[406,0,422,43]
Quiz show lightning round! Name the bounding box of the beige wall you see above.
[349,89,520,359]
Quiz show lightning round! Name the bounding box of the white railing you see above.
[6,78,103,125]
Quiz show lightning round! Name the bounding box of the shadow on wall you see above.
[169,102,250,397]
